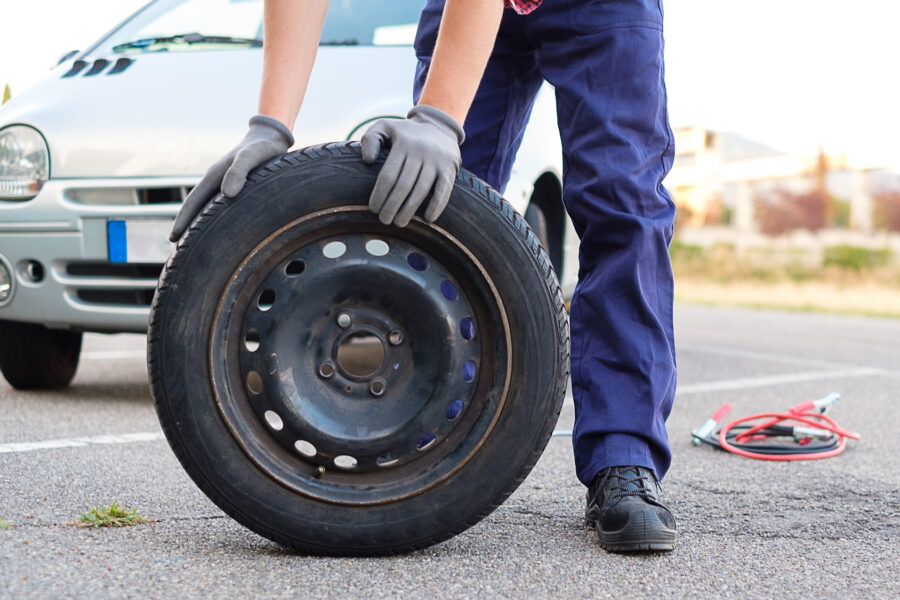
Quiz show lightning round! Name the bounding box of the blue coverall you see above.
[414,0,677,485]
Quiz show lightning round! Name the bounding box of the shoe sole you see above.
[587,507,677,553]
[597,532,676,553]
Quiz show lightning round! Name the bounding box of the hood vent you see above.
[84,59,109,76]
[61,57,134,78]
[62,60,88,77]
[107,58,134,75]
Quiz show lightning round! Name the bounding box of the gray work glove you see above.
[169,115,294,242]
[361,104,465,227]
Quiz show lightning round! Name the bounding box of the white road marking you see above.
[82,350,146,360]
[675,367,883,395]
[0,431,164,454]
[676,342,852,369]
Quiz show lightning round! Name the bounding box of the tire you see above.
[0,320,82,389]
[148,142,569,556]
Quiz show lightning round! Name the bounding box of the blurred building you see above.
[665,126,898,233]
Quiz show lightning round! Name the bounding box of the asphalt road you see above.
[1,304,898,599]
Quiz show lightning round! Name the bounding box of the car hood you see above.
[0,47,417,179]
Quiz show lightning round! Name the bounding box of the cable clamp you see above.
[792,426,835,441]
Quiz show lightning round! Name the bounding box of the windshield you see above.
[88,0,424,55]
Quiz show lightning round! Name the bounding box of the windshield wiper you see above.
[112,33,262,52]
[319,39,359,46]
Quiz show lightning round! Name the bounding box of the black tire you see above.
[0,320,82,389]
[148,142,569,556]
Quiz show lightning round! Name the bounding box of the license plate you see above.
[107,219,174,263]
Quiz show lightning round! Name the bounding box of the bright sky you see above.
[1,0,897,171]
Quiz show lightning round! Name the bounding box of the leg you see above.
[532,0,677,485]
[413,1,543,192]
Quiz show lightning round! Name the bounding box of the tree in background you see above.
[755,189,828,235]
[873,191,900,232]
[703,195,732,226]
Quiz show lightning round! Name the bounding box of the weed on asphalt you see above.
[74,504,149,528]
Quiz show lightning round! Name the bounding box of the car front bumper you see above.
[0,177,190,333]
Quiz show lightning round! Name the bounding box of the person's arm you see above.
[417,0,505,125]
[258,0,330,127]
[170,0,329,241]
[362,0,505,227]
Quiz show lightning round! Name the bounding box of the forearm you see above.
[417,0,505,125]
[258,0,329,128]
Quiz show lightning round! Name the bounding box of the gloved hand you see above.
[169,115,294,242]
[361,104,465,227]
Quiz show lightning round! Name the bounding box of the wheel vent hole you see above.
[247,371,264,395]
[440,280,458,301]
[365,239,389,256]
[334,455,357,469]
[263,410,283,430]
[294,440,316,457]
[323,241,346,259]
[377,453,399,467]
[416,433,437,451]
[460,318,475,340]
[257,289,276,311]
[244,329,260,352]
[285,259,306,276]
[462,360,476,383]
[407,252,428,271]
[337,333,385,377]
[446,400,464,421]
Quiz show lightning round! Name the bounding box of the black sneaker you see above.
[585,465,677,552]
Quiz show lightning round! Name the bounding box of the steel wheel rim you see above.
[208,208,511,505]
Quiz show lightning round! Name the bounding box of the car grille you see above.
[64,186,189,206]
[64,261,163,307]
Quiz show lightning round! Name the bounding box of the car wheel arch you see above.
[525,171,565,280]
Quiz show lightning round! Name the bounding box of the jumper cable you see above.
[691,393,860,460]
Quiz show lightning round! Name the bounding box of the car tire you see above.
[0,320,82,389]
[148,142,569,556]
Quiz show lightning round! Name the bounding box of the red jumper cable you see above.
[691,392,861,460]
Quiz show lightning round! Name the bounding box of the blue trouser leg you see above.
[532,1,677,484]
[414,0,676,485]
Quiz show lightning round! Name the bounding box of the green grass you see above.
[76,504,149,528]
[823,245,893,271]
[676,295,900,320]
[671,240,900,285]
[0,520,11,530]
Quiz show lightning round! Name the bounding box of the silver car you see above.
[0,0,574,389]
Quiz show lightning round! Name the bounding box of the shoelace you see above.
[607,467,653,499]
[592,466,661,508]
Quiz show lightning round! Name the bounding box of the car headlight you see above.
[0,125,49,200]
